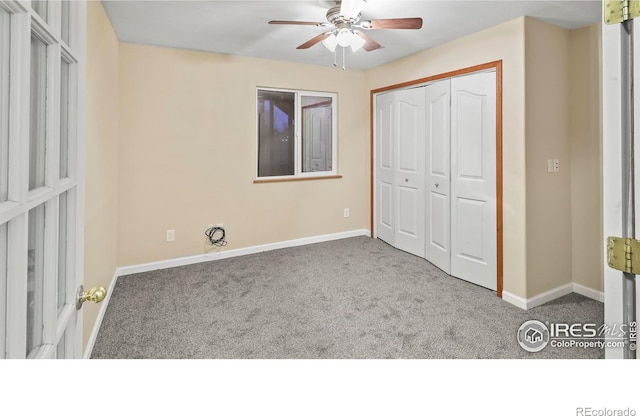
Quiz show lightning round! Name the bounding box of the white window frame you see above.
[256,87,338,180]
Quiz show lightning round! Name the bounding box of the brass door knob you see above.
[76,285,107,310]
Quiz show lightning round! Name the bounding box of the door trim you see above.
[369,60,503,298]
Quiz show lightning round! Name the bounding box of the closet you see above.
[374,70,497,291]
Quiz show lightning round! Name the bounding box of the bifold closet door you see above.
[376,92,395,245]
[450,72,497,290]
[375,88,426,257]
[425,79,452,274]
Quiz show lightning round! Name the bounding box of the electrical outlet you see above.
[166,229,175,242]
[344,208,350,218]
[547,159,560,173]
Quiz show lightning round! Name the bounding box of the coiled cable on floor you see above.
[205,226,227,247]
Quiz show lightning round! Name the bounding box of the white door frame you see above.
[602,21,640,359]
[370,61,503,297]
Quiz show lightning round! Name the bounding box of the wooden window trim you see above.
[253,175,342,184]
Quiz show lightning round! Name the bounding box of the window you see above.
[257,88,337,179]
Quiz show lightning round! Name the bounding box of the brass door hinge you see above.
[605,0,640,24]
[607,237,640,273]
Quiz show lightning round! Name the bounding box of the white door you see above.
[303,104,332,172]
[450,72,497,290]
[375,92,395,245]
[424,79,451,273]
[0,0,86,358]
[395,88,426,256]
[375,88,426,257]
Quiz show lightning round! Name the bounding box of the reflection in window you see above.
[301,96,333,173]
[257,91,295,177]
[257,89,337,178]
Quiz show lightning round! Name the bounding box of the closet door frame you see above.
[370,60,503,297]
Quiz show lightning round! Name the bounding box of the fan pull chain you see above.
[333,48,337,67]
[342,46,346,70]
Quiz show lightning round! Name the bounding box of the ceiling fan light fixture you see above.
[322,33,338,52]
[336,28,354,47]
[350,31,366,52]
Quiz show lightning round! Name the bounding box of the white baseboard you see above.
[83,229,370,358]
[503,282,604,310]
[83,269,120,359]
[501,290,528,310]
[526,283,574,309]
[573,282,605,303]
[117,229,371,277]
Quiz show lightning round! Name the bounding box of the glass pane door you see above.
[0,1,85,359]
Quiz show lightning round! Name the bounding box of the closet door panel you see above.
[450,72,497,290]
[425,80,451,273]
[394,88,426,257]
[376,92,395,245]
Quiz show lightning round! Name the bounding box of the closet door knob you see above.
[404,178,409,182]
[435,183,440,188]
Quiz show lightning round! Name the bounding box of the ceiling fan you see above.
[268,0,423,53]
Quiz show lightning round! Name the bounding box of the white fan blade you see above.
[340,0,366,20]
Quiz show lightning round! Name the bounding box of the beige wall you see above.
[83,13,604,355]
[523,19,603,297]
[524,18,573,296]
[569,23,604,292]
[84,1,120,350]
[366,18,528,297]
[117,45,369,266]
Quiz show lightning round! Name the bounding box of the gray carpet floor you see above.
[91,236,604,359]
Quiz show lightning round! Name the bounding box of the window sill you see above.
[253,175,343,184]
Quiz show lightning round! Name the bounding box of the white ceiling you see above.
[101,0,603,70]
